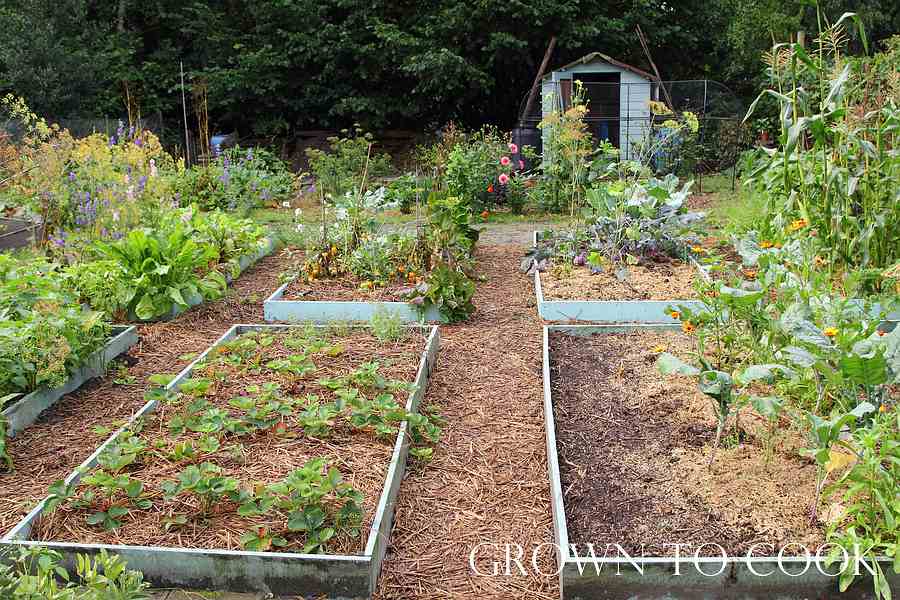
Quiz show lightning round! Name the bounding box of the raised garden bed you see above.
[2,323,440,598]
[2,325,138,437]
[265,280,442,323]
[136,236,275,322]
[533,233,707,323]
[0,217,43,250]
[542,324,897,599]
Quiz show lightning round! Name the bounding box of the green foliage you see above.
[383,174,421,214]
[161,462,240,516]
[370,306,406,342]
[91,219,225,321]
[825,409,899,599]
[0,255,109,398]
[173,146,295,213]
[61,260,132,320]
[445,127,509,212]
[306,128,392,199]
[743,14,900,280]
[405,264,476,323]
[0,546,150,599]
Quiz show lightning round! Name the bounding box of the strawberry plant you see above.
[161,462,239,517]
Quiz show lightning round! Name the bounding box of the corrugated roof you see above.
[542,52,654,81]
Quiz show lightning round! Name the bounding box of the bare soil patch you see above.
[549,329,823,557]
[285,274,412,302]
[542,260,699,301]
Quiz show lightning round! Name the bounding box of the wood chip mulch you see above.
[375,245,556,600]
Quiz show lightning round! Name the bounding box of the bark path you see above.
[376,244,556,599]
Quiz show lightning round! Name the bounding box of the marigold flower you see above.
[879,404,888,413]
[498,173,510,185]
[814,256,827,267]
[682,321,696,334]
[670,311,681,320]
[788,218,808,232]
[691,246,706,254]
[824,327,838,338]
[508,142,518,154]
[760,240,774,249]
[744,269,757,280]
[500,156,511,166]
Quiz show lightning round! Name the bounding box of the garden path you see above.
[375,244,556,600]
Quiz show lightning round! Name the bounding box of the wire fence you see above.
[518,79,751,180]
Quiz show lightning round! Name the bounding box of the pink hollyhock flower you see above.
[498,173,510,185]
[508,143,518,154]
[519,160,525,169]
[500,156,511,166]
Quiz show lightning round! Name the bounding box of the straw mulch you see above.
[0,252,288,536]
[376,245,557,600]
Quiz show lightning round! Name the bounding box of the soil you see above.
[541,260,699,301]
[285,274,412,302]
[32,329,425,555]
[549,329,824,557]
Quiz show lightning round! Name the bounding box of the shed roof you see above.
[543,52,654,81]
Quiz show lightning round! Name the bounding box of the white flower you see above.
[149,159,157,177]
[282,201,291,208]
[126,186,135,201]
[294,208,302,218]
[295,223,304,232]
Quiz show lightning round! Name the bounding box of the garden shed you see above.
[539,52,656,162]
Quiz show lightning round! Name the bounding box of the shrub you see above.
[306,128,392,199]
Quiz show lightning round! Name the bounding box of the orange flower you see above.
[774,242,783,249]
[480,210,489,219]
[879,404,888,413]
[691,246,706,254]
[814,256,827,268]
[487,184,494,193]
[760,240,774,249]
[670,311,681,320]
[877,330,886,337]
[744,269,757,280]
[682,321,696,334]
[407,271,417,282]
[824,327,838,338]
[788,218,808,232]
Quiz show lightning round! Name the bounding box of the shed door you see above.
[577,72,620,149]
[559,79,572,110]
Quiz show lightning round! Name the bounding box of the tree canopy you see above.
[1,0,897,136]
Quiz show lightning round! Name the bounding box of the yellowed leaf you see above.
[825,449,856,474]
